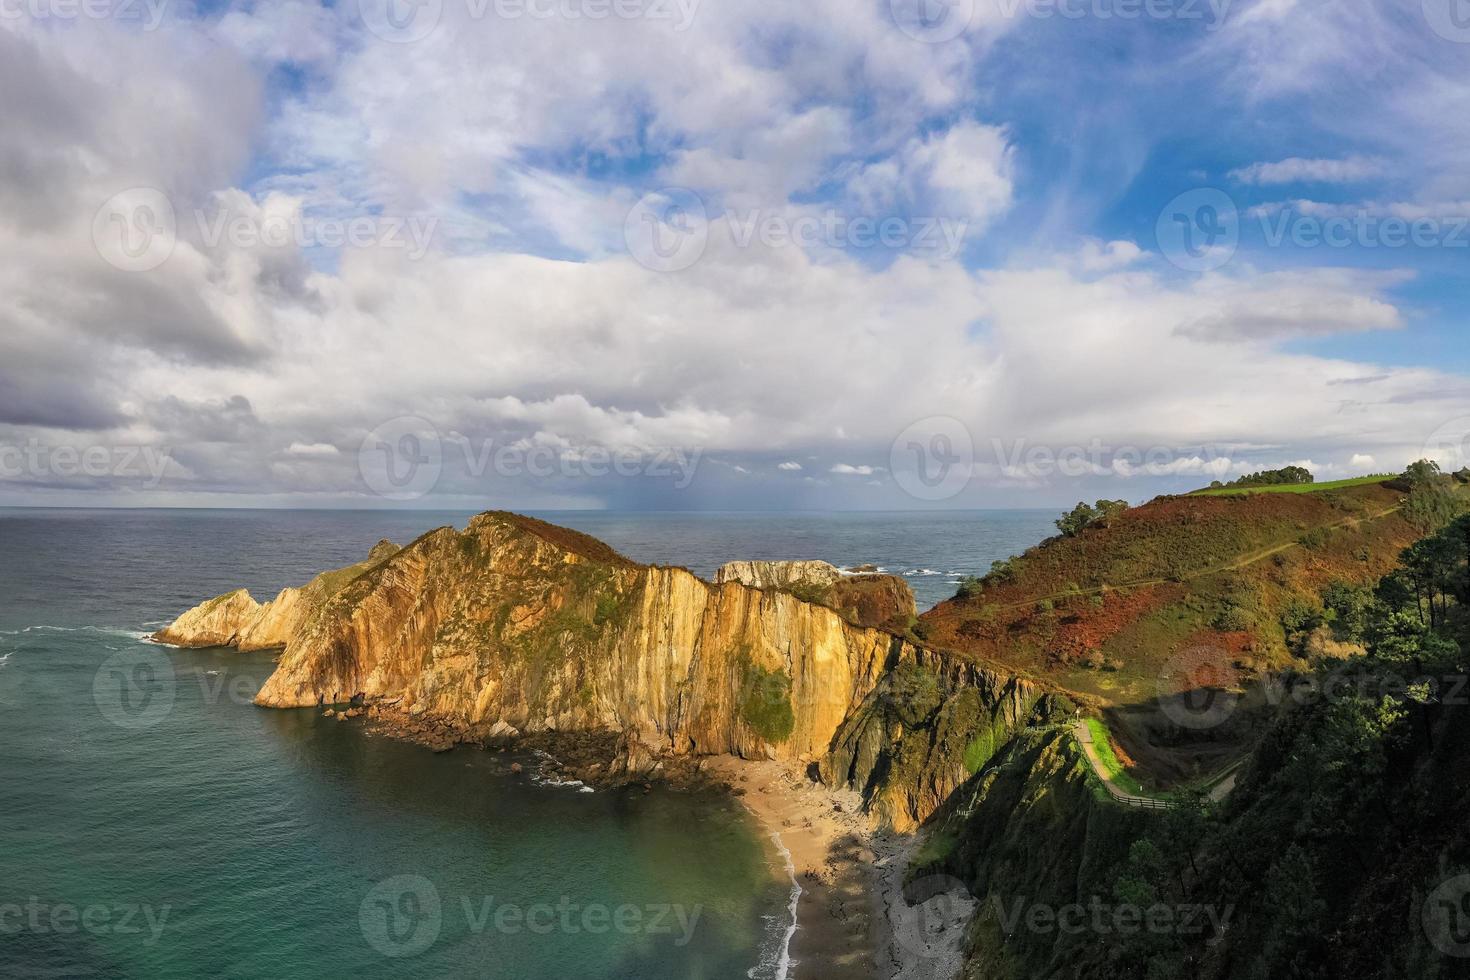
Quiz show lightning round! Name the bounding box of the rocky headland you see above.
[154,510,1067,979]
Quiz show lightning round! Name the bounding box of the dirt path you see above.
[1072,722,1176,809]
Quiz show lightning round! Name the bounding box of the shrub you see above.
[593,593,622,626]
[1213,605,1255,632]
[738,660,795,744]
[955,576,984,599]
[1299,527,1331,550]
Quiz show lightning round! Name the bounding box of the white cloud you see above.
[1350,453,1376,468]
[830,464,879,476]
[1229,157,1382,185]
[777,461,803,471]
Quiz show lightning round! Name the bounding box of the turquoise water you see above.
[0,508,1054,979]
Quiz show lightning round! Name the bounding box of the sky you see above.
[2,0,1469,511]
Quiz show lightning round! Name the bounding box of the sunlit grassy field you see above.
[1191,475,1391,496]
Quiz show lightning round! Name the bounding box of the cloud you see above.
[777,461,803,471]
[1229,157,1382,185]
[830,464,880,476]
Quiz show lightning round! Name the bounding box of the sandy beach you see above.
[706,757,976,980]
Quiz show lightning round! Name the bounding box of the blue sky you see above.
[0,0,1467,509]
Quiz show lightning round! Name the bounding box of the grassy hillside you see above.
[1191,474,1393,496]
[919,480,1462,783]
[914,513,1470,980]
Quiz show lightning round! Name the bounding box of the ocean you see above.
[0,508,1054,979]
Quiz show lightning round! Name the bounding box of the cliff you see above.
[717,559,918,631]
[153,539,400,651]
[160,514,976,774]
[716,559,844,589]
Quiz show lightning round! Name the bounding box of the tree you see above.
[1400,459,1462,531]
[1226,466,1314,489]
[1055,499,1129,537]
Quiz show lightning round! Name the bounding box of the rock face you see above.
[158,512,1034,828]
[715,559,845,589]
[153,589,262,648]
[152,541,400,651]
[715,559,917,631]
[822,649,1056,832]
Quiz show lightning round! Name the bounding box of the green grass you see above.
[1084,718,1146,795]
[1192,475,1390,497]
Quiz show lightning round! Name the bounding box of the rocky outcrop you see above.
[153,540,400,651]
[716,559,845,589]
[159,513,1038,831]
[161,514,915,764]
[716,559,917,631]
[821,650,1060,832]
[153,589,262,648]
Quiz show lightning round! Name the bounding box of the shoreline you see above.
[706,757,882,980]
[705,756,977,980]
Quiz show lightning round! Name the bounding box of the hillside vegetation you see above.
[919,469,1470,783]
[906,510,1470,980]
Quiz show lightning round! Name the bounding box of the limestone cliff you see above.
[716,559,845,589]
[716,559,917,631]
[821,651,1061,832]
[154,589,262,648]
[162,514,919,763]
[153,539,400,651]
[158,513,1037,829]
